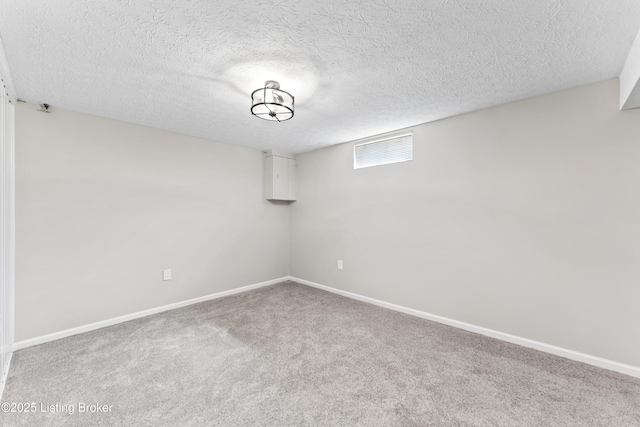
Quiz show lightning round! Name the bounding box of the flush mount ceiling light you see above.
[251,80,294,122]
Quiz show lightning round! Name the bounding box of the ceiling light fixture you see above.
[251,80,294,122]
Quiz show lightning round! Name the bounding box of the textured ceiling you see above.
[1,1,639,153]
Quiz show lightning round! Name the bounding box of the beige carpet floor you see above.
[1,281,639,426]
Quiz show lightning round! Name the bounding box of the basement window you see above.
[354,132,413,169]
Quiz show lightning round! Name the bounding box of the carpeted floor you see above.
[1,281,639,426]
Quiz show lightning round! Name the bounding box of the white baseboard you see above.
[12,277,288,351]
[0,352,12,402]
[11,275,640,379]
[290,276,640,379]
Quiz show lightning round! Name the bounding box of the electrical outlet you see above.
[337,260,343,270]
[163,269,172,281]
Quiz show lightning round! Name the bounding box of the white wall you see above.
[290,79,640,367]
[0,73,15,398]
[15,104,289,341]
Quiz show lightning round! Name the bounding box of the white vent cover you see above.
[354,132,413,169]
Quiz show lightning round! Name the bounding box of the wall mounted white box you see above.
[264,150,296,201]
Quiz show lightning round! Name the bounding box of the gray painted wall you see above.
[15,105,289,341]
[290,79,640,366]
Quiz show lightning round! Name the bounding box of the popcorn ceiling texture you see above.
[0,0,639,153]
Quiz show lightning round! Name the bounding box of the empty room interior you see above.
[1,1,640,425]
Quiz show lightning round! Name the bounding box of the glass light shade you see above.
[251,81,294,122]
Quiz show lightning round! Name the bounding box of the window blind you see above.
[354,132,412,169]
